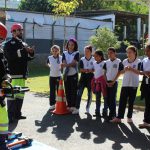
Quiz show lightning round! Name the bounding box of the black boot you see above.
[102,109,108,118]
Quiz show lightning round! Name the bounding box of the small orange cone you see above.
[52,79,70,115]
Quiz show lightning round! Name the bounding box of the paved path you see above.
[9,93,150,150]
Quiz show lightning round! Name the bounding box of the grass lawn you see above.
[26,70,144,106]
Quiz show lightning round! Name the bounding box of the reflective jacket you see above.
[0,49,9,135]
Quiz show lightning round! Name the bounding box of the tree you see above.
[51,0,82,48]
[19,0,149,14]
[77,0,148,14]
[19,0,53,12]
[89,28,121,51]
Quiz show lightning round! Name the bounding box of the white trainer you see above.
[72,109,79,115]
[49,105,55,110]
[70,107,76,112]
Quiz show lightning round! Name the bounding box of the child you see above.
[139,44,150,128]
[103,47,123,120]
[111,46,141,123]
[61,38,79,111]
[91,50,107,117]
[72,45,94,114]
[47,45,62,110]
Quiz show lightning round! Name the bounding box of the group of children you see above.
[47,38,150,128]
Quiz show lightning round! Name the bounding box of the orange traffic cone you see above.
[52,79,70,115]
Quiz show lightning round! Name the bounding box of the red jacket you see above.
[91,75,107,97]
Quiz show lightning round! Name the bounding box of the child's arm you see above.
[46,57,50,67]
[79,59,87,73]
[64,52,79,68]
[110,62,124,86]
[139,63,150,77]
[127,62,141,75]
[61,53,68,68]
[103,63,109,85]
[47,63,50,68]
[67,59,78,67]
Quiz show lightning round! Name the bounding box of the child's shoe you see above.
[102,110,108,118]
[70,107,76,112]
[72,109,79,115]
[127,118,133,123]
[49,105,55,110]
[93,112,101,117]
[110,117,121,123]
[139,122,150,128]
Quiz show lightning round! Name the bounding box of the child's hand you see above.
[107,81,115,87]
[124,66,131,71]
[143,71,150,77]
[86,69,89,73]
[87,69,93,73]
[61,63,67,68]
[107,82,111,87]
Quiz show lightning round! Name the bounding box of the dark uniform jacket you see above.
[4,37,34,79]
[0,48,10,88]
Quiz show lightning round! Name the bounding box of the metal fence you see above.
[6,19,113,54]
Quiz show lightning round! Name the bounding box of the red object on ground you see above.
[52,79,70,115]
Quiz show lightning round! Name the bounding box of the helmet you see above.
[11,23,23,33]
[0,22,7,40]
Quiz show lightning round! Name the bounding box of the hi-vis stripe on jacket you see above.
[0,106,8,134]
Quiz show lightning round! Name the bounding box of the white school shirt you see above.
[142,57,150,72]
[47,55,62,77]
[63,51,79,76]
[93,60,105,79]
[104,58,122,81]
[80,56,95,70]
[122,58,141,87]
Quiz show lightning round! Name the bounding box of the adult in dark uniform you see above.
[4,23,34,123]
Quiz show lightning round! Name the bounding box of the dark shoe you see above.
[102,110,108,118]
[139,122,150,129]
[15,116,26,120]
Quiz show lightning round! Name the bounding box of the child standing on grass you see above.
[139,44,150,128]
[47,45,62,110]
[103,47,123,121]
[61,38,79,111]
[91,50,107,117]
[111,46,141,123]
[72,45,94,115]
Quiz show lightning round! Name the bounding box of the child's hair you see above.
[85,45,92,52]
[51,45,60,63]
[145,43,150,50]
[95,50,105,61]
[107,47,116,53]
[66,38,78,51]
[126,45,138,58]
[51,45,60,54]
